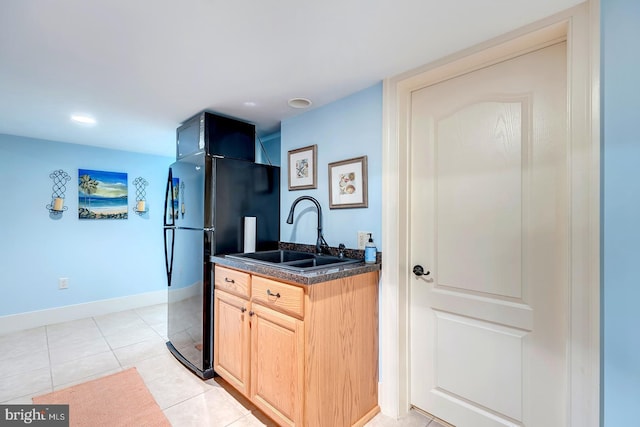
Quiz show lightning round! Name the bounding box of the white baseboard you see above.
[379,380,398,419]
[0,290,167,335]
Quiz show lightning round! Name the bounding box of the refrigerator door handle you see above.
[164,167,175,227]
[164,227,175,286]
[173,226,213,232]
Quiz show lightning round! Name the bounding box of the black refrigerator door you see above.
[211,158,280,254]
[166,153,207,230]
[166,228,214,378]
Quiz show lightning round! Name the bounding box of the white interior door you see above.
[409,42,569,427]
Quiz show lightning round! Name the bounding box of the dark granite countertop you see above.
[210,254,381,286]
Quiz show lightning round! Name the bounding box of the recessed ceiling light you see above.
[288,98,312,109]
[70,114,96,125]
[243,101,257,107]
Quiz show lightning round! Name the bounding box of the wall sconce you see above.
[133,177,148,215]
[180,181,185,218]
[46,170,71,215]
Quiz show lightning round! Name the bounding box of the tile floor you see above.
[0,303,446,427]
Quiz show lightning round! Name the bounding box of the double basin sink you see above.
[225,249,361,273]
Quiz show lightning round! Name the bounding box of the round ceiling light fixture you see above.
[287,97,312,109]
[70,114,97,125]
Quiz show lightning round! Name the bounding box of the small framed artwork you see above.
[288,144,317,190]
[171,177,180,220]
[328,156,368,209]
[78,169,128,219]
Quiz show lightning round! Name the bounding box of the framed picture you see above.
[171,177,180,220]
[288,144,317,190]
[328,156,368,209]
[78,169,128,219]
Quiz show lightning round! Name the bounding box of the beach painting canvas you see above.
[78,169,128,219]
[171,177,180,220]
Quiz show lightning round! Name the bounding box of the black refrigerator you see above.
[163,151,280,379]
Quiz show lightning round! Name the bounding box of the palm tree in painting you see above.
[79,174,99,213]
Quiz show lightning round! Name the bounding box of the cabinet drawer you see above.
[215,265,250,298]
[251,276,304,318]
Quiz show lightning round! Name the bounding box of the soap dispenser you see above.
[364,233,377,264]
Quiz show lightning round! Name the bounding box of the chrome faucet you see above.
[286,196,330,255]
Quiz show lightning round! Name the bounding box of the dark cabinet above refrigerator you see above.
[176,111,256,161]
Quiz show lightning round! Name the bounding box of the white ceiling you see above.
[0,0,583,157]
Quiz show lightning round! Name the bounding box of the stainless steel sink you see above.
[225,250,361,272]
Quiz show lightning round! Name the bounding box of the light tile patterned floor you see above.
[0,304,446,427]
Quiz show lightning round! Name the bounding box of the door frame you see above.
[379,2,600,426]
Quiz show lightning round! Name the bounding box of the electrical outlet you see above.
[358,231,372,250]
[58,277,68,290]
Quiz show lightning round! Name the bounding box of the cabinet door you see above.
[214,290,250,396]
[250,303,304,427]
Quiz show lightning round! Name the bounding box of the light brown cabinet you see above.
[213,264,379,427]
[250,301,304,426]
[213,289,250,395]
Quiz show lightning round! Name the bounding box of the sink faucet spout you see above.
[286,196,329,255]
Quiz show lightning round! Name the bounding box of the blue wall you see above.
[602,0,640,425]
[0,134,173,317]
[256,132,281,167]
[280,83,383,251]
[0,86,378,319]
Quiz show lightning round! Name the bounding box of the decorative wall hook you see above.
[46,170,71,214]
[133,177,148,215]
